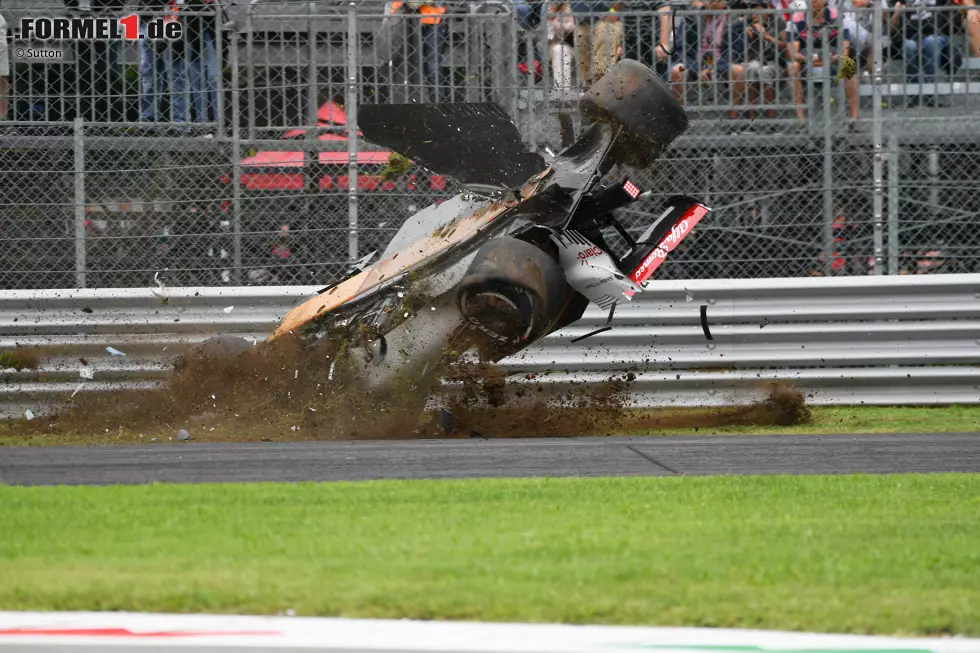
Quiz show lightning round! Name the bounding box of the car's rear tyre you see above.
[456,237,571,359]
[579,58,689,168]
[459,282,536,343]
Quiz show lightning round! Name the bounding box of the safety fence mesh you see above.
[0,0,977,288]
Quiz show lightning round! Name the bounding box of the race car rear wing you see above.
[623,196,711,286]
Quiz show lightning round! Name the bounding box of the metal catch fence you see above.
[0,0,978,290]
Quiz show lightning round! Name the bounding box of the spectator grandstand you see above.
[0,0,977,289]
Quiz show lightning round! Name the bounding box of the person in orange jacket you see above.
[386,2,448,103]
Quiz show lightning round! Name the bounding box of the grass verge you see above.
[1,474,979,635]
[1,404,978,447]
[634,404,980,436]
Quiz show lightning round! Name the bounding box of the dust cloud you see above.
[4,334,811,444]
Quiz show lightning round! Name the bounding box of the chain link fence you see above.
[0,0,977,289]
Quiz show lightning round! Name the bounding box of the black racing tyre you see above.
[579,58,689,169]
[456,236,572,350]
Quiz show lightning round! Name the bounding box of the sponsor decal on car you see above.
[577,246,605,263]
[629,203,709,285]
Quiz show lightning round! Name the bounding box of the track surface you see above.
[1,433,979,486]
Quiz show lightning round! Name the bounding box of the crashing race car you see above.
[268,59,710,406]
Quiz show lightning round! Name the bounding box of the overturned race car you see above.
[268,59,710,407]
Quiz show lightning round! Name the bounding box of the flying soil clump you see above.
[439,364,812,438]
[0,348,40,371]
[16,332,445,442]
[7,337,812,442]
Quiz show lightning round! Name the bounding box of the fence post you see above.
[215,1,226,135]
[488,10,509,110]
[506,9,519,120]
[305,1,319,270]
[73,117,86,289]
[805,8,815,137]
[821,30,834,277]
[887,133,900,274]
[230,15,244,285]
[466,8,481,103]
[347,1,360,263]
[246,3,256,141]
[872,0,884,274]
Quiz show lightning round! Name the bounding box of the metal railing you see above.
[1,274,978,419]
[0,1,978,290]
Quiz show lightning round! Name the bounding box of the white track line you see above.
[0,612,978,653]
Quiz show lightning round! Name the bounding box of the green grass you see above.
[2,474,980,635]
[2,405,978,447]
[635,405,980,437]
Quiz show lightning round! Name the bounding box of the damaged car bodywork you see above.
[270,59,710,392]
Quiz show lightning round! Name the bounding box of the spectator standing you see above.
[619,0,674,78]
[965,0,980,57]
[0,10,8,120]
[669,0,748,121]
[546,3,577,94]
[545,3,578,147]
[891,0,962,106]
[139,0,190,123]
[785,0,860,124]
[64,0,126,122]
[838,0,888,77]
[379,2,412,103]
[184,0,221,123]
[380,2,447,103]
[401,2,448,103]
[737,0,793,127]
[512,1,545,84]
[571,1,623,89]
[592,2,625,81]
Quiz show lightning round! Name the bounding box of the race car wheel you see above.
[458,282,536,344]
[578,58,689,169]
[456,237,572,357]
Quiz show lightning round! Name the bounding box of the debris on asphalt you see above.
[223,306,235,314]
[105,347,127,357]
[79,368,94,380]
[24,409,34,421]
